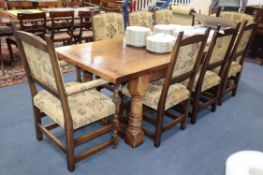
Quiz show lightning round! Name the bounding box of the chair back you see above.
[38,1,59,8]
[92,12,124,41]
[158,30,209,111]
[49,11,74,38]
[205,26,239,77]
[154,9,173,24]
[17,12,47,38]
[128,11,153,29]
[220,11,255,25]
[62,0,82,7]
[170,6,195,26]
[0,0,6,9]
[14,28,64,94]
[232,22,257,64]
[7,1,33,9]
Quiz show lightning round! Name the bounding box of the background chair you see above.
[128,11,153,29]
[122,31,208,147]
[14,28,119,172]
[7,1,33,9]
[219,11,255,25]
[38,1,59,8]
[49,11,74,45]
[6,12,46,65]
[62,0,82,7]
[170,5,195,26]
[154,9,173,25]
[190,26,239,124]
[218,22,257,105]
[92,12,124,41]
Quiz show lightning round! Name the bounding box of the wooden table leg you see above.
[125,75,150,148]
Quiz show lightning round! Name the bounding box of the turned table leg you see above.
[125,75,150,148]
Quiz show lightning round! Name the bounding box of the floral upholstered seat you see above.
[92,12,124,41]
[122,82,190,110]
[129,11,153,29]
[228,61,242,77]
[194,71,221,92]
[34,82,115,130]
[155,9,173,24]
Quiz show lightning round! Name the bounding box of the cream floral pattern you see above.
[194,71,221,92]
[129,11,153,29]
[229,61,242,77]
[220,12,255,24]
[93,13,124,41]
[236,29,253,56]
[122,82,190,110]
[155,9,173,24]
[34,82,115,129]
[22,41,60,89]
[172,42,201,78]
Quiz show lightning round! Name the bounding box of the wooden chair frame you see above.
[190,26,240,124]
[143,31,209,147]
[218,22,257,105]
[13,25,119,172]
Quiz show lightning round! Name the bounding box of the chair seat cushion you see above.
[122,81,190,110]
[33,82,115,130]
[73,30,93,38]
[195,71,221,92]
[229,61,242,77]
[53,32,72,40]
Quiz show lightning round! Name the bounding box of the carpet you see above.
[0,40,74,88]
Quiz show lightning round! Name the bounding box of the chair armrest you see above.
[66,79,109,96]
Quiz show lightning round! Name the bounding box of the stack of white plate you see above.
[146,33,177,53]
[126,26,151,47]
[153,24,181,35]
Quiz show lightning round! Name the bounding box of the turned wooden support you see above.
[125,75,149,148]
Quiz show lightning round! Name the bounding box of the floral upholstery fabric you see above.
[53,32,72,40]
[22,41,60,89]
[34,82,115,130]
[129,11,153,29]
[122,81,190,110]
[155,9,173,24]
[93,13,124,41]
[171,14,193,26]
[236,29,253,56]
[220,12,254,24]
[229,61,242,77]
[172,42,201,78]
[194,71,221,92]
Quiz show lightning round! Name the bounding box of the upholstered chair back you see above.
[154,9,173,24]
[92,12,124,41]
[170,6,195,26]
[129,11,153,29]
[220,12,255,25]
[15,31,63,90]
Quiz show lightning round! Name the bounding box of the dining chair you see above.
[6,12,47,65]
[154,9,173,25]
[190,26,239,124]
[92,12,124,41]
[13,26,119,172]
[170,5,195,26]
[128,11,153,29]
[62,0,82,7]
[38,1,59,8]
[73,10,97,43]
[49,11,74,45]
[218,22,257,105]
[0,0,6,9]
[122,30,209,147]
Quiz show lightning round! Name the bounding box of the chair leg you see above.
[190,93,200,124]
[33,106,43,141]
[112,85,120,149]
[218,78,227,106]
[6,38,16,65]
[76,67,82,82]
[181,101,189,130]
[65,129,75,172]
[154,112,164,147]
[231,73,241,97]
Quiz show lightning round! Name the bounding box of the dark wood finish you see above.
[190,26,239,124]
[218,22,257,105]
[6,12,47,65]
[13,26,119,172]
[7,1,34,9]
[49,10,74,44]
[62,0,83,7]
[38,1,59,8]
[245,5,263,65]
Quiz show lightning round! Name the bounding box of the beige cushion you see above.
[53,32,71,40]
[73,30,93,38]
[34,82,115,130]
[229,61,242,77]
[129,11,153,29]
[194,71,221,92]
[155,9,173,24]
[122,81,190,110]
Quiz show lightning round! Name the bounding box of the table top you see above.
[56,37,171,84]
